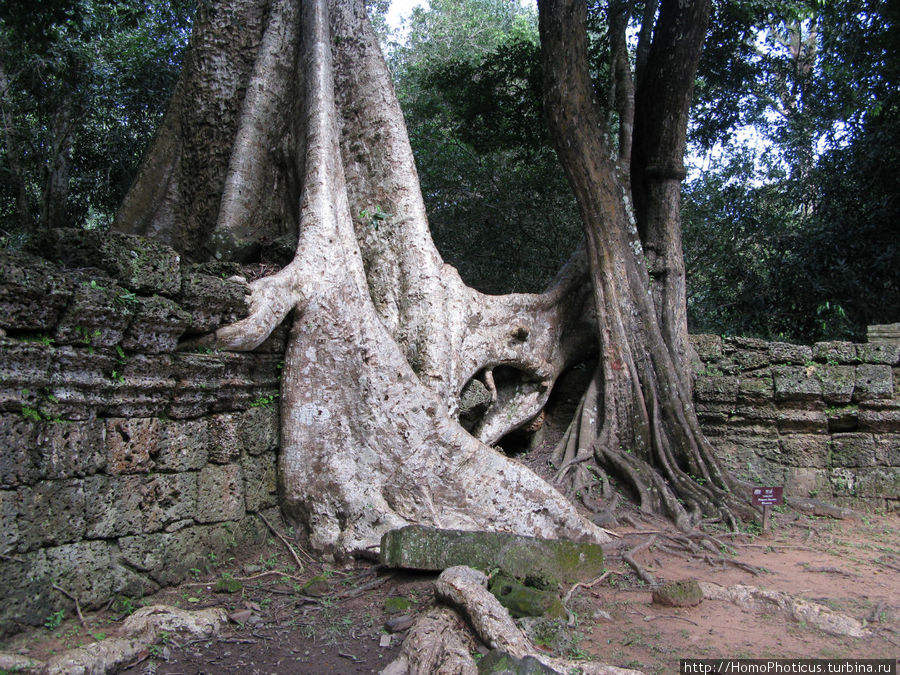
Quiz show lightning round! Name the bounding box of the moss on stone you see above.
[488,573,565,619]
[383,596,412,614]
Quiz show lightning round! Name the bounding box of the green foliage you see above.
[249,393,279,408]
[391,1,582,294]
[684,0,898,341]
[43,609,65,630]
[0,0,194,239]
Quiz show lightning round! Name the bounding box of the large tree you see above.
[115,0,751,556]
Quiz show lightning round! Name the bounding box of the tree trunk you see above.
[539,0,753,529]
[119,0,610,555]
[117,0,753,554]
[0,61,32,227]
[41,95,73,229]
[631,0,709,374]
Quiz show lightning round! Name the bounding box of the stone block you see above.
[725,336,768,352]
[179,272,249,334]
[768,342,812,365]
[854,468,900,498]
[208,413,241,463]
[47,346,117,420]
[652,579,703,607]
[99,354,176,418]
[239,405,279,455]
[858,404,900,433]
[778,435,830,468]
[829,468,858,497]
[732,350,771,371]
[119,522,241,586]
[773,366,822,401]
[36,419,105,480]
[818,365,856,404]
[169,352,281,417]
[156,418,208,471]
[55,279,134,348]
[16,479,86,550]
[783,468,829,499]
[825,405,858,433]
[38,228,181,296]
[854,364,893,401]
[737,375,774,403]
[489,573,565,618]
[812,341,857,364]
[875,435,900,465]
[84,473,197,537]
[122,295,192,353]
[775,406,827,434]
[695,376,739,403]
[829,433,877,468]
[0,250,73,332]
[99,231,182,295]
[0,549,47,634]
[105,418,159,475]
[39,540,114,609]
[689,334,723,361]
[0,340,53,412]
[196,464,245,523]
[856,343,900,366]
[0,540,113,631]
[242,452,278,511]
[380,525,604,584]
[0,489,17,555]
[0,416,41,486]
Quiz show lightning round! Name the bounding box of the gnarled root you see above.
[381,566,644,675]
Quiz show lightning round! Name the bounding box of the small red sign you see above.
[751,486,783,507]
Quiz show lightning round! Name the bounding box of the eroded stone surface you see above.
[380,526,604,584]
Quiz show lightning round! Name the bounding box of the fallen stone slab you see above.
[380,525,604,584]
[788,497,860,520]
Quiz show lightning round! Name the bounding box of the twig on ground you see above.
[563,571,611,606]
[336,575,388,599]
[52,584,86,627]
[805,566,856,577]
[643,614,699,626]
[868,600,887,623]
[257,511,311,570]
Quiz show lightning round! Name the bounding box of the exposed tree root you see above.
[383,566,645,675]
[623,536,658,586]
[699,582,870,638]
[5,605,228,675]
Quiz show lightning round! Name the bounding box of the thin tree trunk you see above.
[41,97,73,229]
[0,61,31,227]
[540,0,753,528]
[631,0,711,375]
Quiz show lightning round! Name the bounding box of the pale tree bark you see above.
[117,0,753,555]
[540,0,753,529]
[122,0,610,555]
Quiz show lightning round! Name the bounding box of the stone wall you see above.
[1,228,897,636]
[691,335,900,511]
[0,229,285,636]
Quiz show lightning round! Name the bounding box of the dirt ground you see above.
[2,504,898,675]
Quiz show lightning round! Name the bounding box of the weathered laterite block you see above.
[380,525,604,584]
